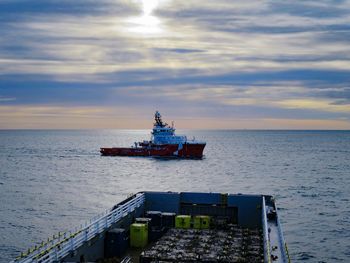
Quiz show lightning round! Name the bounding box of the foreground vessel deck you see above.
[12,192,290,263]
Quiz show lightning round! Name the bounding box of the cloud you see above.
[115,82,350,117]
[0,0,350,128]
[269,1,350,19]
[275,99,350,113]
[0,0,137,16]
[1,104,349,129]
[0,96,15,102]
[1,0,350,85]
[0,105,151,129]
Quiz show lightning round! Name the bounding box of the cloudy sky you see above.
[0,0,350,129]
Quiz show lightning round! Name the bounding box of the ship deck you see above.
[12,192,290,263]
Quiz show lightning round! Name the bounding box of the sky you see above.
[0,0,350,129]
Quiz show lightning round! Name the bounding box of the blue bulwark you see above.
[228,194,263,228]
[180,192,223,205]
[144,192,180,213]
[145,192,263,228]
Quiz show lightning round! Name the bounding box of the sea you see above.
[0,130,349,263]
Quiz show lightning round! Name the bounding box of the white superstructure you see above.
[151,111,187,145]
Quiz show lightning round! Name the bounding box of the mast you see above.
[154,111,167,128]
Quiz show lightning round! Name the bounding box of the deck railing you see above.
[262,196,272,263]
[12,193,145,263]
[275,204,290,263]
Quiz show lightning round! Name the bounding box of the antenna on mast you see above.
[154,111,164,127]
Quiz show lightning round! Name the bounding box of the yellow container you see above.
[193,216,201,229]
[200,215,210,229]
[175,215,191,229]
[194,215,211,229]
[130,223,148,248]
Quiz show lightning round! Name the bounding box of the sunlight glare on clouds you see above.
[123,0,165,35]
[126,15,162,34]
[142,0,159,16]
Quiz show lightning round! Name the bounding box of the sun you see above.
[123,0,164,35]
[142,0,159,16]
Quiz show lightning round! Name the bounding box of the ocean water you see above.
[0,130,349,262]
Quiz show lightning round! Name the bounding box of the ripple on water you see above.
[0,130,350,263]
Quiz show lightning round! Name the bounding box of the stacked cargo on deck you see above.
[140,226,263,262]
[104,228,130,261]
[129,211,177,249]
[125,211,264,263]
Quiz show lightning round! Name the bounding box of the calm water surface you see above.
[0,130,350,262]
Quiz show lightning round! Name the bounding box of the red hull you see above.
[100,143,205,158]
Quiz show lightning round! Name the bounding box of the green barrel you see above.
[175,215,191,229]
[130,223,148,248]
[200,215,210,229]
[194,215,210,229]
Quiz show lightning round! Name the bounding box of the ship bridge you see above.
[151,111,187,145]
[152,133,187,145]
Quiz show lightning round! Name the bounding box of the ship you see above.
[12,191,290,263]
[100,111,206,158]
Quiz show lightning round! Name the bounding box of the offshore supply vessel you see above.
[12,191,290,263]
[100,111,206,158]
